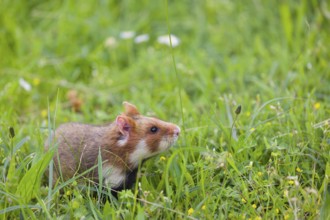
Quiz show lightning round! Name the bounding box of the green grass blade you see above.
[15,149,54,203]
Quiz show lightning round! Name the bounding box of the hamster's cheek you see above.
[158,137,172,152]
[129,139,151,167]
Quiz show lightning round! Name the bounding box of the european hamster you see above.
[45,102,180,192]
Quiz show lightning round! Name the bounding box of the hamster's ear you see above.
[123,101,140,117]
[116,115,135,137]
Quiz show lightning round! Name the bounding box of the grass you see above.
[0,0,329,219]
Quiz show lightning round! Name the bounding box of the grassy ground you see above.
[1,0,330,219]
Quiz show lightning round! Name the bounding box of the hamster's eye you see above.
[150,126,158,133]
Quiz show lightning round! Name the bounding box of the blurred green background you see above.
[0,0,329,219]
[1,1,328,119]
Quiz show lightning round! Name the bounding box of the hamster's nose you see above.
[174,126,181,137]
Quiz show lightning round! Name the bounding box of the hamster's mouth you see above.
[160,136,178,151]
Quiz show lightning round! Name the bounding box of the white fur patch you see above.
[117,139,127,147]
[159,136,177,152]
[102,164,126,188]
[129,139,151,168]
[158,137,170,151]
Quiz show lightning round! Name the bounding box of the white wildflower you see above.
[134,34,149,44]
[119,31,135,39]
[307,62,312,70]
[305,187,318,195]
[157,34,180,47]
[104,36,117,48]
[19,78,31,91]
[287,176,298,180]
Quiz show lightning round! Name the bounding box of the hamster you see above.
[45,102,180,192]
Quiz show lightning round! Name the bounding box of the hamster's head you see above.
[115,102,180,168]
